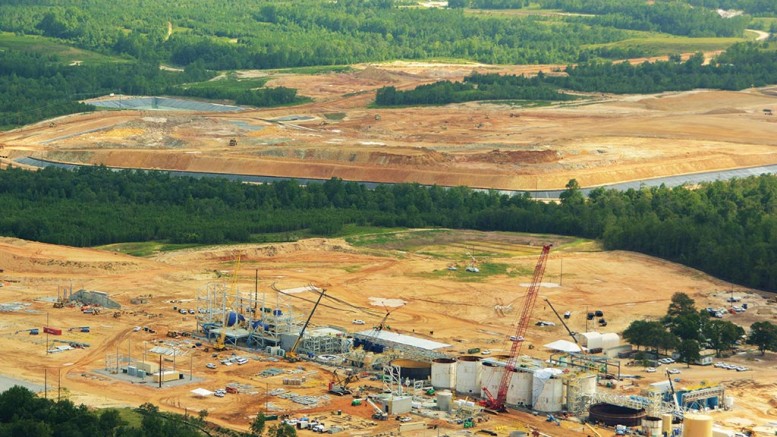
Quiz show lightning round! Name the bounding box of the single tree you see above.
[667,292,696,318]
[747,321,777,355]
[251,412,267,436]
[677,339,701,368]
[267,423,297,437]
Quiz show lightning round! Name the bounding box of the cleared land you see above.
[1,62,777,190]
[0,231,775,435]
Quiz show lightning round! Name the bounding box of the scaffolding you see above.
[548,352,621,379]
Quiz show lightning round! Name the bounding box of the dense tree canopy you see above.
[0,387,210,437]
[376,43,777,106]
[2,166,777,292]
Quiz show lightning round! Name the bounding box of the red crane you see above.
[484,244,552,411]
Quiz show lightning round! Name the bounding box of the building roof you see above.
[544,339,582,353]
[191,388,213,397]
[355,330,451,351]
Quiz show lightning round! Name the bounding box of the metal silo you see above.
[431,358,457,389]
[455,356,483,395]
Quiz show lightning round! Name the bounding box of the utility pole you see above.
[46,313,49,355]
[190,355,193,381]
[159,355,163,388]
[560,256,563,287]
[44,369,47,399]
[57,368,61,401]
[254,268,259,314]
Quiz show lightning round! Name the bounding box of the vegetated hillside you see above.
[0,166,776,292]
[0,0,755,71]
[376,42,777,105]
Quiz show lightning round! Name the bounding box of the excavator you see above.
[328,369,359,396]
[285,287,326,362]
[366,397,388,421]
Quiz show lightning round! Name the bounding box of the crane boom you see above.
[544,298,578,345]
[487,244,552,411]
[286,286,326,362]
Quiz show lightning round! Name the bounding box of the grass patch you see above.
[271,65,353,75]
[96,242,202,257]
[588,33,746,57]
[180,77,270,93]
[345,229,451,249]
[0,32,125,65]
[323,112,347,121]
[113,408,143,429]
[417,261,510,281]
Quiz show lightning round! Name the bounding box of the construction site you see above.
[0,58,776,436]
[0,230,776,437]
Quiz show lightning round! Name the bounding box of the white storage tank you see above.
[437,390,452,412]
[455,356,483,395]
[642,416,662,437]
[579,332,603,350]
[565,373,597,410]
[601,333,620,350]
[480,362,504,400]
[532,375,564,412]
[431,358,457,389]
[506,369,533,407]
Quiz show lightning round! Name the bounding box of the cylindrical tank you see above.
[455,356,483,395]
[390,359,431,381]
[642,417,662,437]
[723,395,734,410]
[566,373,597,410]
[507,369,533,406]
[437,390,452,412]
[226,311,245,327]
[589,403,646,427]
[480,362,504,400]
[431,358,457,389]
[661,413,673,435]
[683,414,713,437]
[533,376,564,412]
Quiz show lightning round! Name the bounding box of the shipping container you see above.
[43,327,62,335]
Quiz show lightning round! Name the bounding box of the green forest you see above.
[0,166,776,293]
[376,42,777,105]
[1,0,774,128]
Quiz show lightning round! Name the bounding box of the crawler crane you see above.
[483,244,552,412]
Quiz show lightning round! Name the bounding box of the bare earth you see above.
[1,62,777,190]
[0,231,775,435]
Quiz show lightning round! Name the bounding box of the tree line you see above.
[0,49,302,129]
[0,385,297,437]
[2,166,777,292]
[375,43,777,106]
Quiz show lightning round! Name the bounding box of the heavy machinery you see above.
[366,397,388,420]
[15,328,39,335]
[465,249,480,273]
[544,298,579,347]
[328,369,359,396]
[213,255,242,352]
[483,244,552,412]
[666,368,681,414]
[68,326,90,333]
[285,287,326,362]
